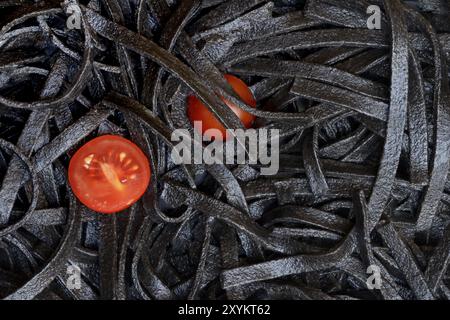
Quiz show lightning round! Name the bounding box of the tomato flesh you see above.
[187,74,256,140]
[68,135,151,214]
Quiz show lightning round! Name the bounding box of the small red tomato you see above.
[187,74,256,140]
[68,135,151,214]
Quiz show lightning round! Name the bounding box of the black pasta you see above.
[0,0,450,300]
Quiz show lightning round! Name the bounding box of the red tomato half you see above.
[187,74,256,140]
[68,135,151,214]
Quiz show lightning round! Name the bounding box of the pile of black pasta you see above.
[0,0,450,300]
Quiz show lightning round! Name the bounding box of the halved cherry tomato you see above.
[68,135,151,214]
[187,74,256,140]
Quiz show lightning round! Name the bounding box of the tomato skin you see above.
[187,74,256,140]
[68,135,151,214]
